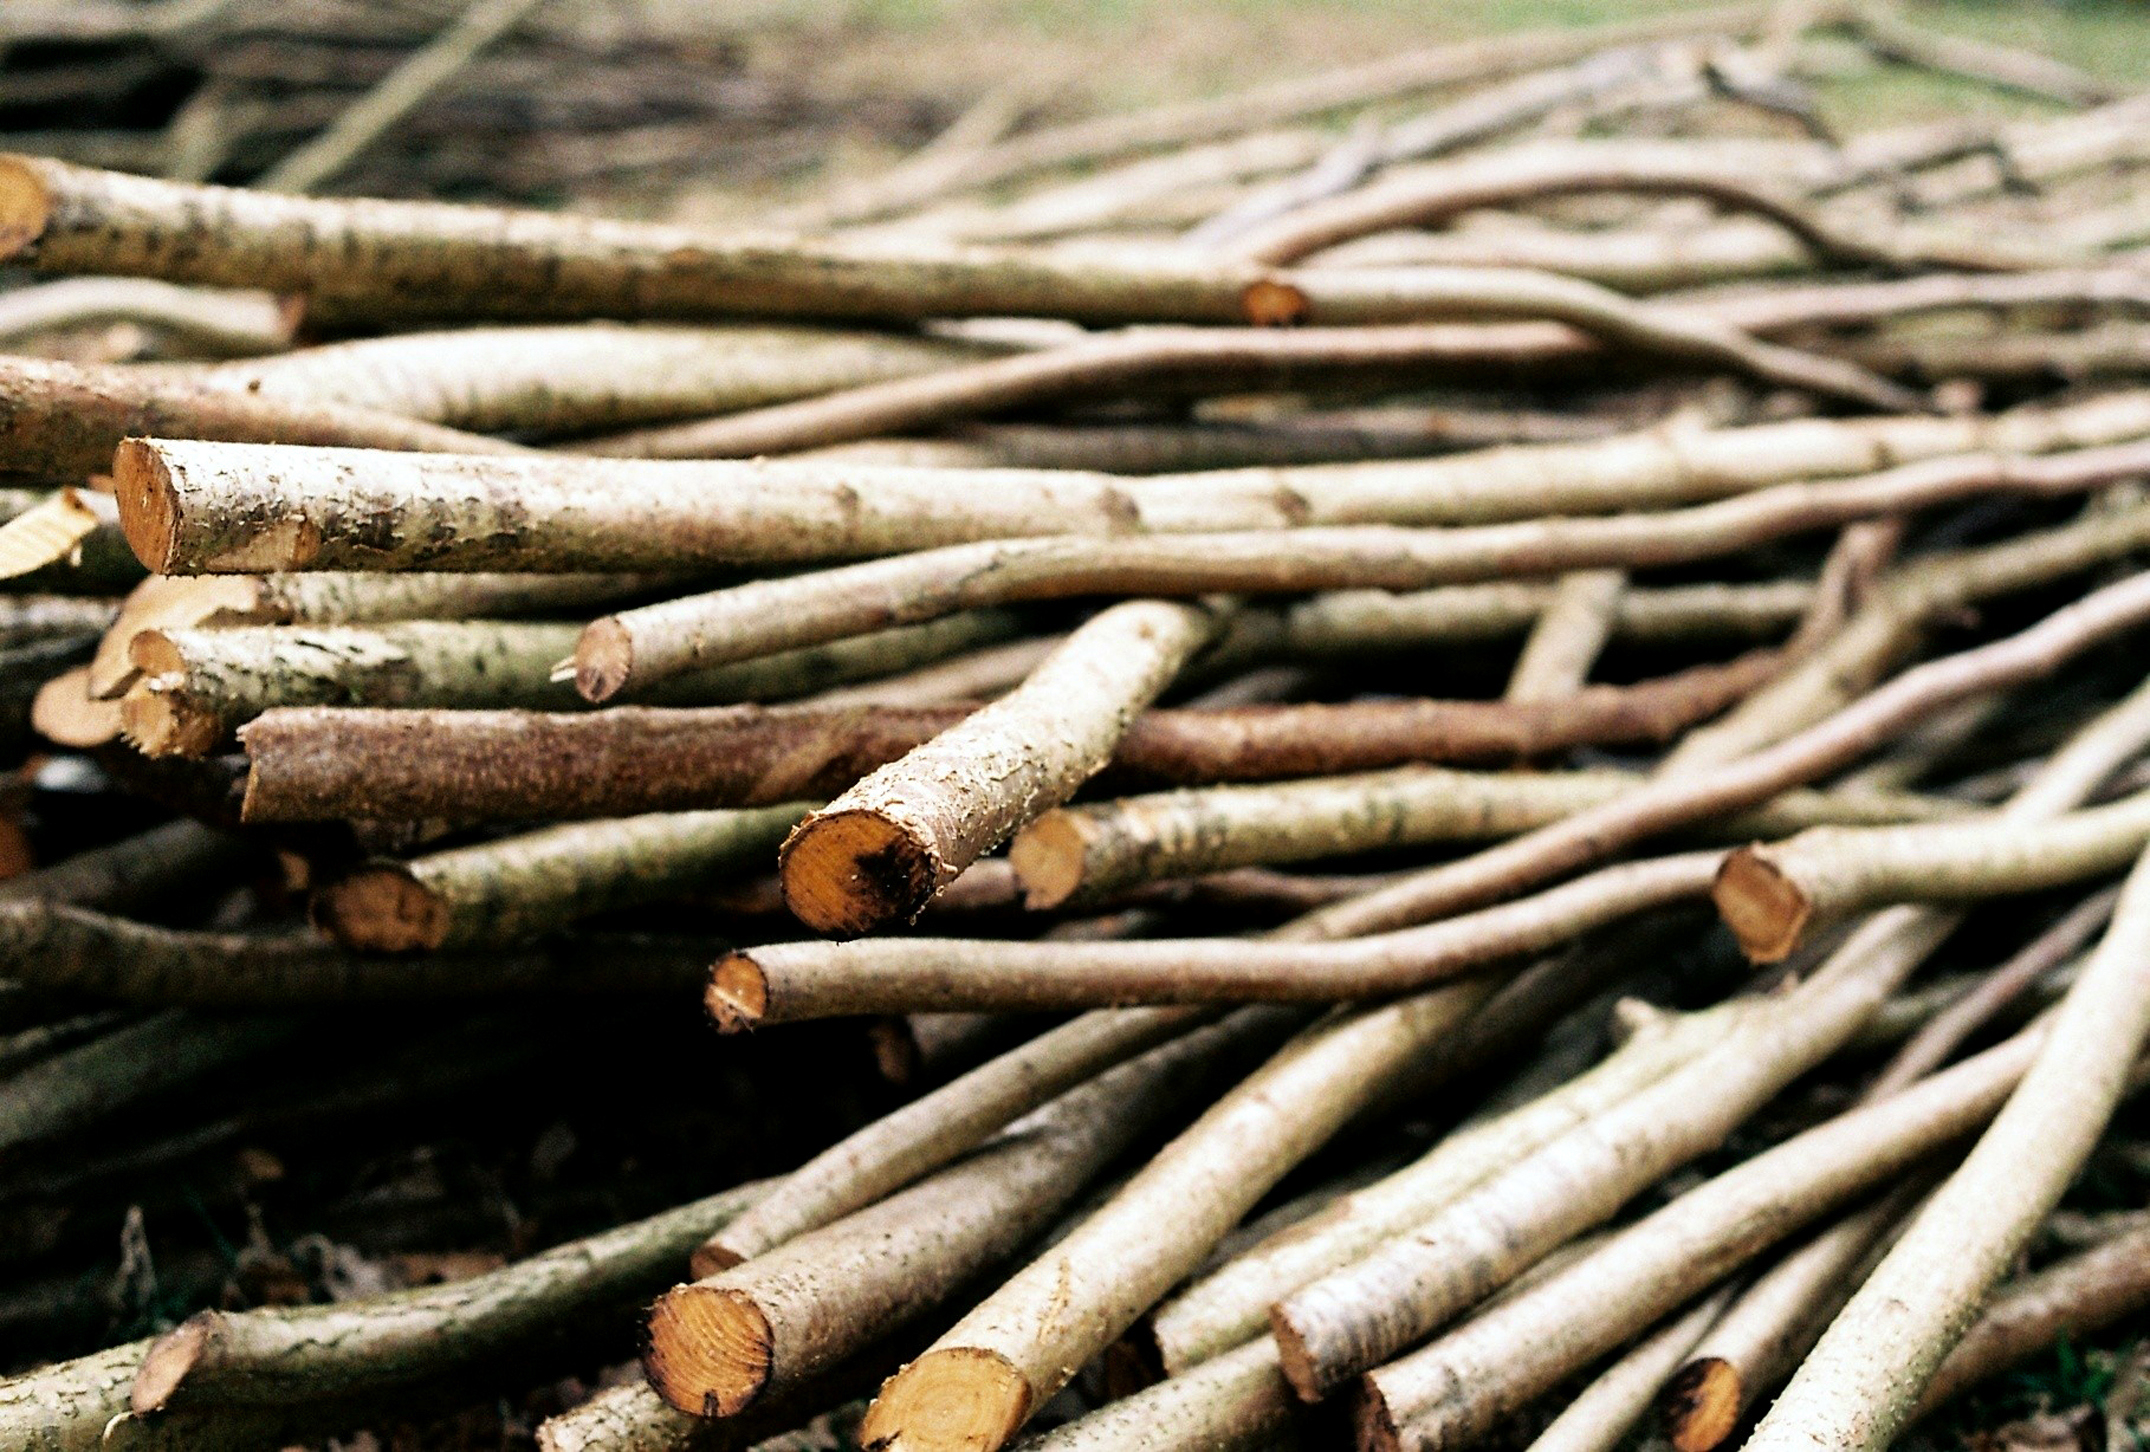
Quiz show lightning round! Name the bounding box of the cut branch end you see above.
[311,865,449,952]
[131,1313,214,1414]
[1662,1355,1743,1452]
[706,952,771,1034]
[1005,810,1092,910]
[112,439,181,575]
[1711,846,1812,963]
[643,1283,772,1418]
[0,156,52,262]
[779,808,937,936]
[572,617,636,703]
[859,1346,1033,1452]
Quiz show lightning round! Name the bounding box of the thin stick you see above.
[693,1007,1225,1275]
[236,648,1789,824]
[0,354,522,478]
[569,444,2150,697]
[0,817,243,914]
[127,1177,765,1412]
[0,277,294,356]
[1269,665,2150,1398]
[712,852,1719,1023]
[1713,787,2150,963]
[1008,766,1959,910]
[779,599,1221,934]
[0,900,720,1005]
[1866,887,2119,1098]
[1529,1288,1740,1452]
[1282,566,2150,940]
[257,0,550,194]
[1851,4,2116,107]
[1910,1219,2150,1419]
[1740,841,2150,1452]
[1148,999,1751,1374]
[643,1014,1268,1418]
[121,620,581,757]
[313,804,810,952]
[1503,568,1625,704]
[1357,1028,2057,1452]
[856,985,1496,1452]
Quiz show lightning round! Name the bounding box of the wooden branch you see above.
[1229,147,2035,270]
[1503,568,1624,704]
[128,1178,766,1413]
[0,899,721,1005]
[1851,5,2117,107]
[1866,887,2117,1098]
[312,804,809,951]
[1659,1182,1927,1452]
[236,645,1796,824]
[1530,1288,1739,1452]
[1284,565,2150,940]
[1357,1027,2052,1452]
[0,817,243,914]
[778,599,1220,934]
[1740,839,2150,1452]
[790,3,1782,223]
[1909,1219,2150,1419]
[1713,786,2150,963]
[1013,1337,1299,1452]
[121,620,581,757]
[1148,1000,1750,1374]
[180,322,994,436]
[710,852,1718,1023]
[857,987,1492,1452]
[0,277,295,356]
[1008,766,1961,910]
[87,569,656,701]
[0,355,522,479]
[569,443,2150,697]
[0,1008,300,1155]
[695,1007,1222,1274]
[1270,658,2150,1397]
[644,1013,1267,1418]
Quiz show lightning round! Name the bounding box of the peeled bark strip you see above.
[1866,887,2117,1099]
[237,647,1784,825]
[1009,766,1960,910]
[1910,1219,2150,1419]
[1659,1183,1927,1452]
[1502,568,1624,704]
[779,599,1219,935]
[0,355,522,479]
[1148,1000,1749,1374]
[1282,566,2150,941]
[122,620,581,757]
[179,323,996,436]
[857,985,1493,1452]
[1713,787,2150,963]
[0,899,719,1005]
[1741,841,2150,1452]
[1357,1027,2053,1452]
[314,804,810,952]
[713,852,1717,1023]
[128,1179,766,1415]
[1527,1288,1739,1452]
[0,817,243,914]
[696,1007,1219,1274]
[570,443,2150,696]
[644,1014,1267,1418]
[87,569,655,701]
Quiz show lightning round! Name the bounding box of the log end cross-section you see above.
[779,807,940,937]
[1661,1355,1743,1452]
[0,157,52,262]
[643,1283,773,1418]
[858,1346,1033,1452]
[1711,845,1813,963]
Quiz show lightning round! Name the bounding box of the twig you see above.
[0,277,294,356]
[1503,569,1625,704]
[0,817,244,914]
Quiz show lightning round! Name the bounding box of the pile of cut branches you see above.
[1,4,2149,1451]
